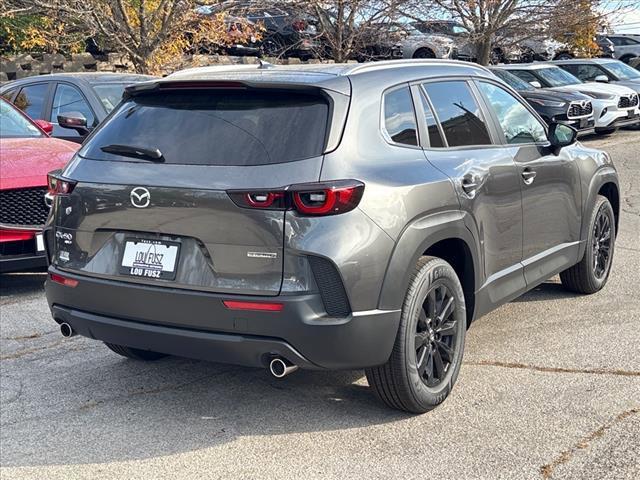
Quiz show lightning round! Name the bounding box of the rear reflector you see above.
[223,300,284,312]
[49,273,78,288]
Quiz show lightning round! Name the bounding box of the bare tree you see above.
[291,0,407,62]
[3,0,258,73]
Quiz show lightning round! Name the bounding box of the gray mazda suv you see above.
[44,60,619,413]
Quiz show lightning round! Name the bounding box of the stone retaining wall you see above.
[0,52,343,81]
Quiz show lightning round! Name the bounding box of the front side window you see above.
[383,86,419,146]
[509,70,540,86]
[602,61,640,80]
[422,81,492,147]
[51,84,95,126]
[562,64,608,82]
[478,82,547,145]
[14,83,48,119]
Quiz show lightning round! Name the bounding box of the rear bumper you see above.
[45,267,401,370]
[0,253,47,273]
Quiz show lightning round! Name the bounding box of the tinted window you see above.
[478,82,547,145]
[417,90,445,147]
[1,88,16,102]
[0,99,43,138]
[491,69,535,91]
[423,81,492,147]
[561,64,608,82]
[509,70,540,85]
[51,84,96,126]
[383,86,418,146]
[14,83,48,119]
[92,83,127,112]
[82,90,329,166]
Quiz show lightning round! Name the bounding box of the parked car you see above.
[517,35,615,62]
[553,58,640,95]
[0,73,154,143]
[396,23,457,59]
[0,99,78,272]
[490,67,595,136]
[45,60,619,413]
[499,64,640,133]
[412,20,520,63]
[196,3,319,59]
[606,34,640,64]
[631,56,640,70]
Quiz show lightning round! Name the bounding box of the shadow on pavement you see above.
[0,271,47,297]
[512,280,580,303]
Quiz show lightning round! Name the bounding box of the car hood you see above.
[612,79,640,94]
[550,82,637,97]
[520,89,590,103]
[0,137,78,190]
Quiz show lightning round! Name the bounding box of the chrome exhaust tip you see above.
[60,322,75,338]
[269,357,298,378]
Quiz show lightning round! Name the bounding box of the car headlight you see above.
[529,98,566,108]
[581,91,616,100]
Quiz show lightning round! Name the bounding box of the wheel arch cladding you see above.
[378,212,480,327]
[598,182,619,236]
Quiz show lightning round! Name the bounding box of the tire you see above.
[560,195,615,294]
[619,55,634,65]
[105,343,167,361]
[413,48,436,59]
[366,256,467,413]
[595,127,617,135]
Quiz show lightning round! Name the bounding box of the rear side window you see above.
[81,90,329,166]
[14,83,48,119]
[422,81,492,147]
[382,86,419,146]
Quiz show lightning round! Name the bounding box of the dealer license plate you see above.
[120,238,180,280]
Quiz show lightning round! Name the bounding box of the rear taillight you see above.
[47,172,76,196]
[227,180,364,216]
[49,273,78,288]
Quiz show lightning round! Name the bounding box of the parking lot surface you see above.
[1,130,639,480]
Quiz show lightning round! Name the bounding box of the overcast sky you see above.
[603,1,640,34]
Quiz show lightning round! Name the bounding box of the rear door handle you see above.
[521,169,537,185]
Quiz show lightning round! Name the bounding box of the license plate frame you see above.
[119,238,181,280]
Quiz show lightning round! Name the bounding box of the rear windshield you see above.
[81,90,329,166]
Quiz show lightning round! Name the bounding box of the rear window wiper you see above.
[100,144,165,162]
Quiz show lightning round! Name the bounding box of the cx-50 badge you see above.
[130,187,151,208]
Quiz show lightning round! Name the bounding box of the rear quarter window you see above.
[81,90,330,166]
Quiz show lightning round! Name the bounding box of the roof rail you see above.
[345,58,493,75]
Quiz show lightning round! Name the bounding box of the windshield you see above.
[537,67,582,87]
[492,69,535,91]
[603,61,640,80]
[0,99,43,138]
[92,83,127,113]
[81,90,329,166]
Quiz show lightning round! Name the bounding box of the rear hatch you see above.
[51,83,343,296]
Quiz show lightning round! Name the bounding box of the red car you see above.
[0,99,78,272]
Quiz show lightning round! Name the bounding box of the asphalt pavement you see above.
[1,129,639,480]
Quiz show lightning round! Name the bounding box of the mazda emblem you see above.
[130,187,151,208]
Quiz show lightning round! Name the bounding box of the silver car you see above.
[607,34,640,64]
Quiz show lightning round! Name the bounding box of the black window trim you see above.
[411,76,503,151]
[380,83,422,149]
[473,78,551,148]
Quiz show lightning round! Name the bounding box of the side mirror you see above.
[57,112,90,135]
[33,119,53,135]
[594,74,609,83]
[548,122,577,154]
[529,81,542,88]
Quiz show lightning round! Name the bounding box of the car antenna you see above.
[258,59,275,69]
